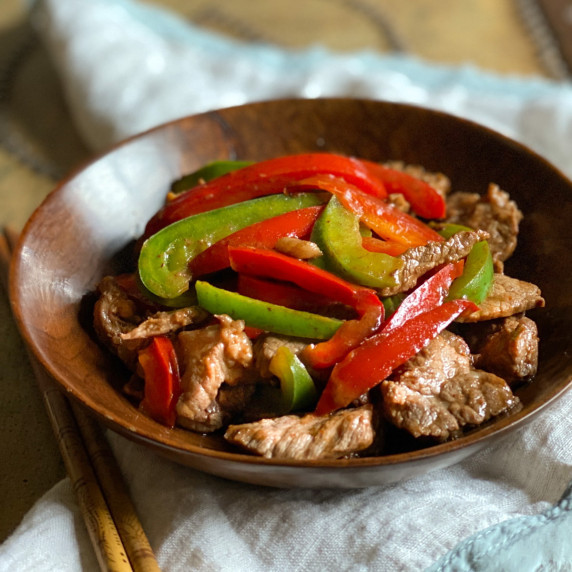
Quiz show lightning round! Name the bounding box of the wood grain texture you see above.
[2,230,160,572]
[10,98,572,488]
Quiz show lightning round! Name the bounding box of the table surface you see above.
[0,0,565,543]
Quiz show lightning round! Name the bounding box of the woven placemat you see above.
[0,0,558,219]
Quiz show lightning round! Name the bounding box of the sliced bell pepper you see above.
[144,153,388,236]
[195,280,343,340]
[287,175,444,247]
[382,293,406,319]
[447,240,494,304]
[228,246,384,368]
[138,192,325,299]
[189,205,324,277]
[314,298,479,415]
[359,160,447,219]
[269,346,318,413]
[170,160,254,194]
[228,246,379,309]
[310,195,403,289]
[303,302,383,369]
[435,222,474,240]
[435,223,495,305]
[138,336,181,428]
[361,236,410,257]
[237,274,341,315]
[380,262,464,335]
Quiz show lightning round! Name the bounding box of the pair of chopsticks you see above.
[0,228,161,572]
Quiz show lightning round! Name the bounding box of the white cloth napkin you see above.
[2,0,572,570]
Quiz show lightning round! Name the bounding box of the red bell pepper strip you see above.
[315,298,479,415]
[189,205,324,277]
[138,336,181,428]
[139,192,324,299]
[359,160,447,219]
[237,274,340,314]
[195,280,343,340]
[229,246,377,309]
[303,302,382,369]
[144,153,388,236]
[228,246,384,368]
[361,236,410,257]
[287,175,444,247]
[380,262,464,336]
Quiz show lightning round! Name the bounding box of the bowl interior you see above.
[11,98,572,487]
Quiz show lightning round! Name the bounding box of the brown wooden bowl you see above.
[10,98,572,488]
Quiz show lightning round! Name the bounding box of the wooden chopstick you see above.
[0,228,161,572]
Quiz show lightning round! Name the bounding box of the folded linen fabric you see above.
[1,0,571,570]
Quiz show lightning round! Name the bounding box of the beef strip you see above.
[387,193,411,213]
[381,331,518,440]
[93,275,208,369]
[465,316,539,384]
[446,184,523,269]
[274,237,323,259]
[459,274,544,322]
[380,230,488,296]
[93,276,148,369]
[120,306,207,341]
[224,405,374,460]
[176,314,254,433]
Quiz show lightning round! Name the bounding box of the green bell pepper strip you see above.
[381,292,406,319]
[170,160,254,194]
[195,280,343,340]
[436,223,495,305]
[447,240,494,304]
[434,222,474,239]
[287,175,444,247]
[311,195,403,289]
[228,246,384,368]
[269,346,318,413]
[144,153,388,236]
[237,274,339,315]
[189,205,324,278]
[138,192,326,299]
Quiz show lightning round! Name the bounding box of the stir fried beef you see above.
[274,237,323,259]
[467,316,539,384]
[446,184,523,269]
[176,315,254,433]
[380,230,488,296]
[224,405,375,460]
[93,276,143,368]
[387,193,411,213]
[93,155,546,462]
[93,275,207,369]
[381,331,518,440]
[120,306,207,341]
[459,274,545,322]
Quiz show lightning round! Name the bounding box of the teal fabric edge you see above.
[83,0,572,102]
[426,481,572,571]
